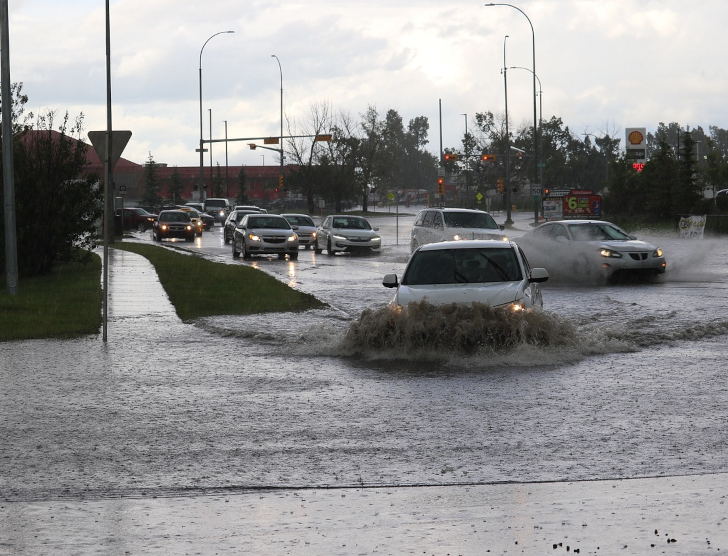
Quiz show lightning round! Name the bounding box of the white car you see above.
[410,208,507,253]
[232,214,299,260]
[515,220,666,282]
[282,213,317,249]
[315,215,381,255]
[383,240,548,310]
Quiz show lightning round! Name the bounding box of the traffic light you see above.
[482,154,497,162]
[444,153,459,162]
[497,178,504,194]
[437,177,445,196]
[544,188,550,198]
[279,174,284,188]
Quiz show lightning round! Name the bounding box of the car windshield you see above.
[402,247,522,285]
[443,211,498,229]
[332,217,370,230]
[568,223,631,241]
[205,200,227,208]
[248,217,290,229]
[285,216,315,227]
[160,212,190,223]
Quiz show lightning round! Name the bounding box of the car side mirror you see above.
[291,225,299,230]
[373,227,380,232]
[529,268,549,283]
[382,273,399,288]
[499,224,505,231]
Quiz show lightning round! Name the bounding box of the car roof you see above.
[417,239,514,251]
[327,214,366,219]
[544,219,611,225]
[282,213,312,217]
[421,208,490,214]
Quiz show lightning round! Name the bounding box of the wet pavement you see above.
[1,238,728,554]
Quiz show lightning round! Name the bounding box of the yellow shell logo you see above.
[628,130,644,145]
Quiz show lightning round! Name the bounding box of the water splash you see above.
[341,300,578,359]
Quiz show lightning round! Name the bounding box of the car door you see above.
[317,217,332,245]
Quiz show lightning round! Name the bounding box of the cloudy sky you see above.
[6,0,726,168]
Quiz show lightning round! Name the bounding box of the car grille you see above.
[347,236,370,242]
[262,235,288,244]
[166,224,188,231]
[628,252,649,261]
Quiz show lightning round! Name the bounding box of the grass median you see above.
[112,242,326,321]
[0,243,326,342]
[0,256,103,341]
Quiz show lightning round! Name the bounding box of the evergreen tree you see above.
[235,166,248,205]
[141,153,162,208]
[168,166,184,205]
[211,163,224,198]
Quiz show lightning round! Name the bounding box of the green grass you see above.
[0,256,103,341]
[112,242,326,320]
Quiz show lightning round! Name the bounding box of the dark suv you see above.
[204,198,231,224]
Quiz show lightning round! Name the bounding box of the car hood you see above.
[588,239,656,252]
[329,228,379,238]
[248,227,296,235]
[394,281,523,307]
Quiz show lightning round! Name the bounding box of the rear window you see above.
[403,247,522,285]
[443,211,498,229]
[285,215,315,227]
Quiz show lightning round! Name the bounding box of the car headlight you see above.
[186,225,193,231]
[161,225,168,231]
[506,300,525,312]
[599,248,622,258]
[219,210,225,217]
[248,233,260,242]
[311,231,317,238]
[287,234,297,242]
[372,236,381,243]
[452,234,463,241]
[500,235,509,242]
[653,248,663,257]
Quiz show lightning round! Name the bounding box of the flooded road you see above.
[2,207,728,552]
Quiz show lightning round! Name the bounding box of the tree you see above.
[211,163,224,198]
[168,166,185,205]
[1,110,101,277]
[141,153,162,208]
[235,167,249,205]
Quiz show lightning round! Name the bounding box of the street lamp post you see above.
[199,30,234,202]
[485,3,538,226]
[510,65,542,188]
[502,35,512,225]
[271,55,283,195]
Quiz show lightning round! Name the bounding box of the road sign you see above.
[118,185,127,194]
[531,186,542,196]
[88,130,132,171]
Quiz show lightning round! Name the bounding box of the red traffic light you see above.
[482,154,497,162]
[444,153,459,162]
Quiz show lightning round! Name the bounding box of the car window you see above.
[432,212,443,229]
[535,223,568,241]
[422,211,435,228]
[403,247,521,285]
[568,223,630,241]
[322,217,331,228]
[248,217,290,229]
[443,211,498,229]
[161,212,189,223]
[285,216,314,227]
[414,211,426,227]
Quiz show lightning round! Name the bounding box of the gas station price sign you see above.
[562,194,602,218]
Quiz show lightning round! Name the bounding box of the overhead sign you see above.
[88,130,132,171]
[264,137,279,144]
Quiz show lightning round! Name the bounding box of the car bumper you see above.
[246,240,300,254]
[602,255,666,275]
[332,238,381,251]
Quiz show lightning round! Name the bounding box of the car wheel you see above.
[290,252,298,261]
[153,232,160,242]
[304,244,310,250]
[232,239,240,258]
[136,222,146,232]
[224,231,230,244]
[314,239,323,254]
[278,253,286,260]
[185,236,194,242]
[327,238,334,256]
[242,242,251,260]
[410,238,419,253]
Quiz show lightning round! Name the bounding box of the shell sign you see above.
[625,127,646,147]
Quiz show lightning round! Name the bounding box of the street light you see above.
[509,65,542,187]
[271,55,283,193]
[502,35,512,225]
[199,30,234,202]
[485,3,538,226]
